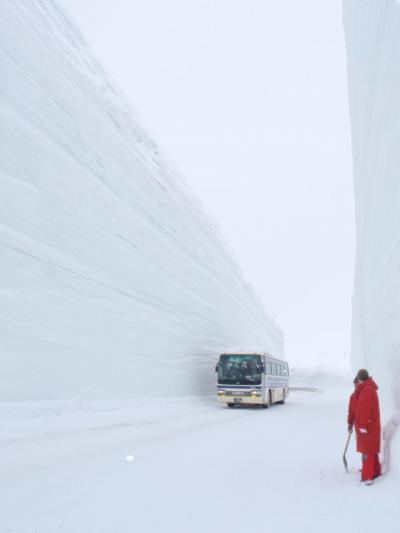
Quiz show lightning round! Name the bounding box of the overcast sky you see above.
[64,0,354,369]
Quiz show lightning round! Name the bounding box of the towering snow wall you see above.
[0,1,282,401]
[344,0,400,407]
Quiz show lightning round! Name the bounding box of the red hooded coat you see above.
[354,377,381,454]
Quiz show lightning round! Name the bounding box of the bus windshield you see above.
[218,354,262,385]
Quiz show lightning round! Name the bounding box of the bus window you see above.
[282,366,287,375]
[272,364,276,375]
[266,363,271,374]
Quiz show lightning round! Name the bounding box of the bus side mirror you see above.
[215,364,219,372]
[260,363,265,373]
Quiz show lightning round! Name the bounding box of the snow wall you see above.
[344,0,400,396]
[344,0,400,470]
[0,1,283,401]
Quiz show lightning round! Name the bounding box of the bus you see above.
[215,352,289,408]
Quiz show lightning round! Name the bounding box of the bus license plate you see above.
[234,398,243,403]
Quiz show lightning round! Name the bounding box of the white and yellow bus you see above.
[215,352,289,408]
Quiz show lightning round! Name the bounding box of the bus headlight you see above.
[250,391,258,397]
[217,391,226,396]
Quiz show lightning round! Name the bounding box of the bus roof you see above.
[220,352,287,364]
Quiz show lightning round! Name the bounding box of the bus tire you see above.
[227,403,235,408]
[262,392,271,408]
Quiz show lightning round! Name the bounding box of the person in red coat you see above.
[354,369,381,484]
[347,376,359,433]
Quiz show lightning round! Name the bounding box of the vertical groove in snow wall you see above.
[0,0,283,401]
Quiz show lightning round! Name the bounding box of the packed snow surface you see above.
[0,0,282,401]
[2,376,399,533]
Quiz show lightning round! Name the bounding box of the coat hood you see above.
[357,377,378,392]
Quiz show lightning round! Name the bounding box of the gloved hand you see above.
[359,427,368,434]
[348,424,353,433]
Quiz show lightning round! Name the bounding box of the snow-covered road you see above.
[1,386,398,533]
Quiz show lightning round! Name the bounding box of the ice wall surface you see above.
[344,0,400,403]
[0,1,282,401]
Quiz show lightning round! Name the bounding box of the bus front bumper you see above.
[217,392,264,405]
